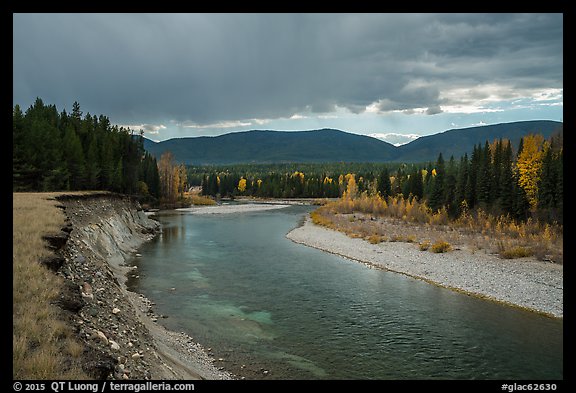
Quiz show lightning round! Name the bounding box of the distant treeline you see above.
[187,163,401,199]
[13,98,160,200]
[190,131,562,223]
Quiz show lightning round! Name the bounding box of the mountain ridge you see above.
[142,120,562,164]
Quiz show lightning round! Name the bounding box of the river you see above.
[127,204,562,379]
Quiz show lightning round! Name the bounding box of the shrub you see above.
[419,240,431,251]
[189,194,217,205]
[368,234,383,244]
[431,240,452,253]
[500,246,533,259]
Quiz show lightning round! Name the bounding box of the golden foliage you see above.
[189,194,217,205]
[343,173,358,199]
[238,177,247,192]
[158,151,188,204]
[292,171,305,182]
[419,240,431,251]
[516,134,545,209]
[500,246,533,259]
[368,234,384,244]
[312,192,562,263]
[431,240,452,253]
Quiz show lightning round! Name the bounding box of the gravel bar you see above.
[287,217,563,318]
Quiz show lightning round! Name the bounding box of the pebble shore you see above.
[287,217,563,318]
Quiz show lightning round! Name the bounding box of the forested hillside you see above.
[143,121,562,165]
[143,129,398,164]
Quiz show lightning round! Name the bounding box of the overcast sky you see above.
[13,13,563,144]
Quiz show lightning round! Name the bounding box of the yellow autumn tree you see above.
[292,171,305,183]
[176,164,187,198]
[343,173,357,199]
[516,134,545,210]
[172,165,180,202]
[158,151,188,204]
[238,178,247,193]
[158,151,176,203]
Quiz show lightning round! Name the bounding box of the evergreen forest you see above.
[13,98,160,200]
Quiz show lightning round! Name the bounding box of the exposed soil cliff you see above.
[51,193,232,380]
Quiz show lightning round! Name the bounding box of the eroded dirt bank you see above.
[53,193,232,380]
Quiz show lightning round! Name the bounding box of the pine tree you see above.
[556,149,563,223]
[112,158,123,192]
[444,155,458,217]
[498,141,515,216]
[208,173,219,196]
[99,137,115,190]
[145,153,161,198]
[85,134,101,189]
[454,153,469,214]
[377,168,392,198]
[537,138,563,222]
[490,139,504,209]
[512,175,530,220]
[476,141,492,208]
[465,144,480,209]
[201,175,207,195]
[423,164,434,200]
[63,125,86,190]
[13,104,34,191]
[537,143,556,209]
[428,153,445,212]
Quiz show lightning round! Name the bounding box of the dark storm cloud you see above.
[13,13,562,125]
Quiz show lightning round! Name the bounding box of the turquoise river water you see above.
[127,204,562,380]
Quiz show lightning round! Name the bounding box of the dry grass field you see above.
[13,192,90,379]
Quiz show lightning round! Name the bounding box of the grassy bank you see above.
[13,193,90,379]
[312,194,563,263]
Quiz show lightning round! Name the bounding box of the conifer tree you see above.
[454,153,469,214]
[428,153,445,212]
[444,155,458,217]
[498,141,515,215]
[377,168,392,198]
[476,141,492,208]
[63,125,86,190]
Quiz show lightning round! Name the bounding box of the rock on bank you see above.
[53,192,232,380]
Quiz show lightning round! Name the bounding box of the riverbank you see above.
[62,193,233,379]
[287,216,563,318]
[14,192,233,380]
